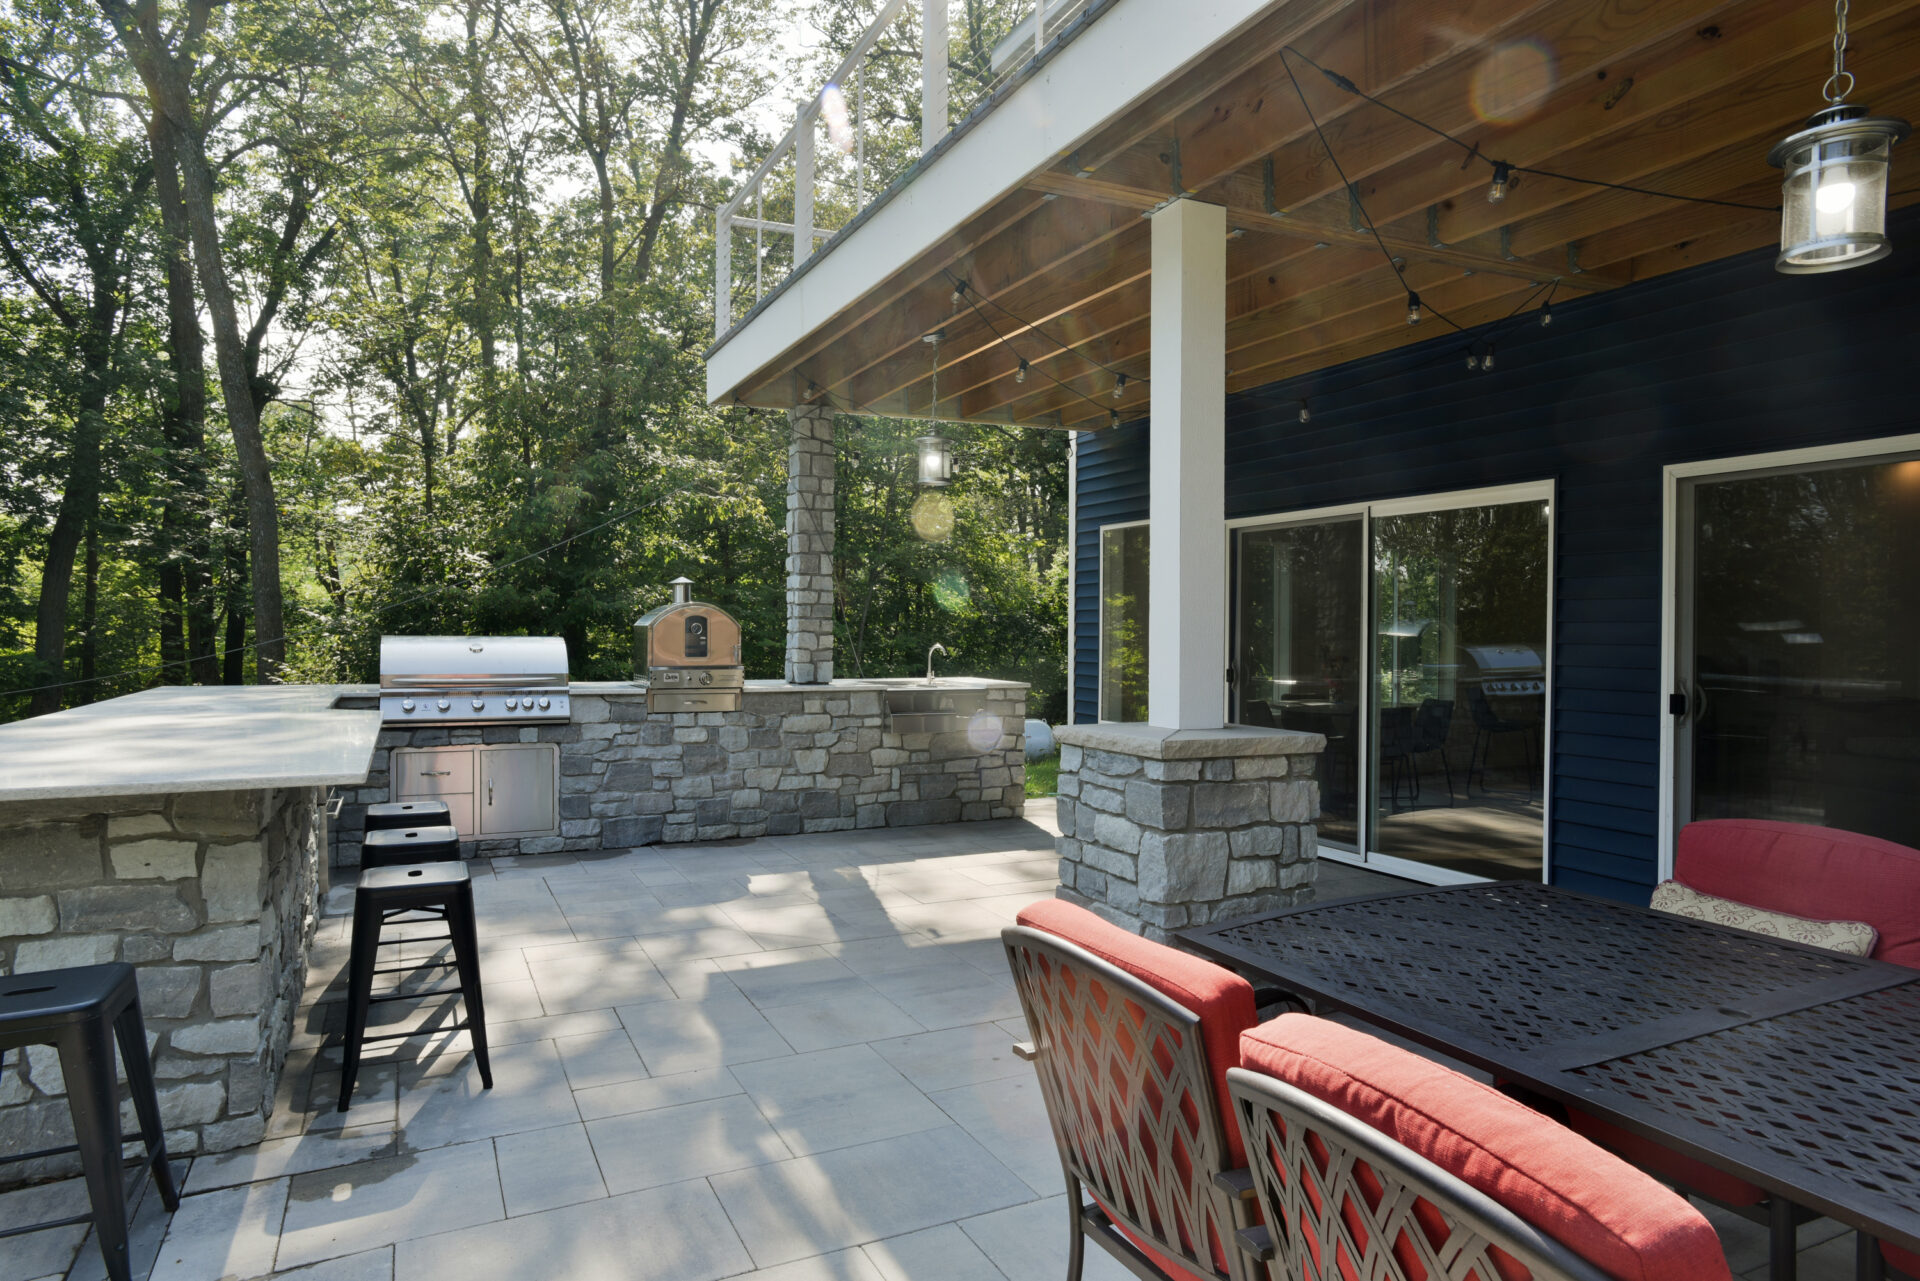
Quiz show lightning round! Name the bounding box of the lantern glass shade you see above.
[915,433,954,487]
[1768,105,1910,273]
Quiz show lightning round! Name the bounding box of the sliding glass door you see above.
[1675,449,1920,849]
[1233,486,1552,881]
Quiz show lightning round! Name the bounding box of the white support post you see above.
[794,108,815,265]
[714,209,732,337]
[1146,198,1227,730]
[921,0,948,149]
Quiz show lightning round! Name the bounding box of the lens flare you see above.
[932,569,972,611]
[822,84,854,154]
[1469,41,1556,125]
[911,491,955,541]
[966,709,1003,753]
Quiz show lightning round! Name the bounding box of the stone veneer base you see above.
[0,786,323,1184]
[1053,723,1327,941]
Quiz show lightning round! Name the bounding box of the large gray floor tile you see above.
[493,1122,609,1216]
[587,1094,791,1193]
[711,1125,1034,1267]
[867,1025,1026,1095]
[862,1224,1009,1281]
[391,1040,580,1150]
[730,1044,950,1156]
[275,1141,503,1270]
[186,1127,396,1194]
[928,1074,1063,1197]
[552,1027,648,1090]
[571,1065,743,1121]
[390,1176,751,1281]
[266,1246,392,1281]
[149,1177,288,1281]
[715,949,876,1011]
[0,1179,89,1281]
[958,1197,1133,1281]
[735,1249,887,1281]
[617,991,793,1075]
[760,992,925,1053]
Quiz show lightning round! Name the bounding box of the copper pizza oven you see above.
[634,577,745,712]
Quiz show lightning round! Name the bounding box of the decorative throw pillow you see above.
[1650,880,1878,956]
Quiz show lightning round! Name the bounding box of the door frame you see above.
[1227,479,1557,883]
[1657,432,1920,880]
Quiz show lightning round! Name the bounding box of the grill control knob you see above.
[436,699,450,712]
[699,671,713,686]
[537,696,551,710]
[401,698,415,713]
[506,698,518,710]
[471,698,485,712]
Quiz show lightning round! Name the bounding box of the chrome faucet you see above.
[925,643,949,685]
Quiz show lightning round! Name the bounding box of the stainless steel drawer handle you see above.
[421,770,452,777]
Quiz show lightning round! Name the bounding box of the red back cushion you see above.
[1016,899,1257,1163]
[1240,1015,1733,1281]
[1676,819,1920,968]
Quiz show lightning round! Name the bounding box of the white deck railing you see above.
[714,0,1097,340]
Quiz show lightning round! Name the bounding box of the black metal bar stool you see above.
[0,964,179,1281]
[340,862,491,1112]
[364,799,452,832]
[360,824,460,868]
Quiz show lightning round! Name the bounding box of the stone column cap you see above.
[1055,722,1325,759]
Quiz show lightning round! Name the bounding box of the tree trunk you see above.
[27,362,109,716]
[78,516,100,704]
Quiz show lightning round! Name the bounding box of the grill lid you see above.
[379,635,570,690]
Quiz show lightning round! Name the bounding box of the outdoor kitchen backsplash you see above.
[333,683,1028,867]
[0,786,323,1180]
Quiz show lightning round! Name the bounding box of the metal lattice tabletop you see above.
[1181,881,1920,1252]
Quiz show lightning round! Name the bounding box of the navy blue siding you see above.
[1072,420,1150,724]
[1070,205,1920,901]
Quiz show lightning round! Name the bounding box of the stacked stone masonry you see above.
[0,786,323,1182]
[1054,727,1326,940]
[786,404,836,684]
[334,684,1027,866]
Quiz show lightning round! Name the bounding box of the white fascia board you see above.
[705,0,1279,408]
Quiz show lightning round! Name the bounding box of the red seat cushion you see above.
[1015,900,1258,1281]
[1240,1015,1734,1281]
[1676,819,1920,969]
[1886,1242,1920,1278]
[1561,1112,1764,1207]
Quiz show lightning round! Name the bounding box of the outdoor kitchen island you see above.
[337,676,1030,868]
[0,685,382,1170]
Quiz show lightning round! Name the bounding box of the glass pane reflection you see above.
[1371,502,1548,878]
[1099,525,1150,722]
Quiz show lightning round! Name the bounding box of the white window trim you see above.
[1096,518,1150,725]
[1229,478,1557,885]
[1066,435,1077,725]
[1657,432,1920,881]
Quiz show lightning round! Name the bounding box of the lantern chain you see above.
[1825,0,1855,104]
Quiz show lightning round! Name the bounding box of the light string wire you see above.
[0,488,712,702]
[943,268,1148,387]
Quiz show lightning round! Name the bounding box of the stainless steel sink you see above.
[881,684,989,734]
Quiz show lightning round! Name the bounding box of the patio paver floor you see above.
[0,798,1881,1280]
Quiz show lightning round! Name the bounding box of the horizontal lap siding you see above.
[1072,421,1150,724]
[1071,206,1920,900]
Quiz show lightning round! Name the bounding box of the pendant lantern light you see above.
[917,330,954,487]
[1767,0,1909,274]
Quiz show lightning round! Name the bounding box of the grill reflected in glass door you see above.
[1233,518,1364,848]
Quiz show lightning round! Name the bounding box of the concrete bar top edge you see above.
[571,677,1030,694]
[0,684,383,803]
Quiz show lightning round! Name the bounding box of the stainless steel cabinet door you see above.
[477,744,558,836]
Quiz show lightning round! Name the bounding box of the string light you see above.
[1109,409,1120,427]
[1298,400,1311,423]
[1466,351,1479,371]
[1406,292,1422,326]
[1539,301,1553,328]
[950,280,967,309]
[1482,344,1496,371]
[1487,161,1512,203]
[1112,373,1127,399]
[1015,358,1028,383]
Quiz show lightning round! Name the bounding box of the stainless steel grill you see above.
[634,578,744,713]
[379,635,572,725]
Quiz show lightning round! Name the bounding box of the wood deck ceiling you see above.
[724,0,1920,429]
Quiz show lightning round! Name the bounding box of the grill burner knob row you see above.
[401,698,415,713]
[506,698,518,710]
[471,698,485,712]
[436,699,450,712]
[538,697,551,710]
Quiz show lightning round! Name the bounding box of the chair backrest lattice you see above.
[1226,1068,1612,1281]
[1003,925,1255,1281]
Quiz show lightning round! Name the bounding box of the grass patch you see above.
[1025,754,1060,798]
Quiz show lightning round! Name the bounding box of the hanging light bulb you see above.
[1109,409,1120,427]
[1112,373,1127,399]
[1539,301,1554,328]
[1298,401,1311,424]
[1767,0,1909,273]
[1406,292,1422,326]
[1466,351,1480,371]
[1014,358,1028,384]
[950,280,967,309]
[1482,345,1496,371]
[1487,161,1512,204]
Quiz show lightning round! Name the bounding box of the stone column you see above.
[786,403,836,684]
[1054,723,1326,940]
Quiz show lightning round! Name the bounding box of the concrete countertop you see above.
[570,677,1030,695]
[0,685,383,802]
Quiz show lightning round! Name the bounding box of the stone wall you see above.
[0,786,324,1183]
[1054,725,1325,940]
[332,683,1027,865]
[786,404,836,684]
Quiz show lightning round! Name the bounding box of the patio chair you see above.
[1003,900,1267,1281]
[1229,1014,1733,1281]
[1563,818,1920,1279]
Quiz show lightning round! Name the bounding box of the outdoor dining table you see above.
[1179,880,1920,1270]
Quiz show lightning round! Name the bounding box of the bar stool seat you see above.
[0,964,179,1281]
[365,800,452,832]
[361,824,461,869]
[340,862,491,1111]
